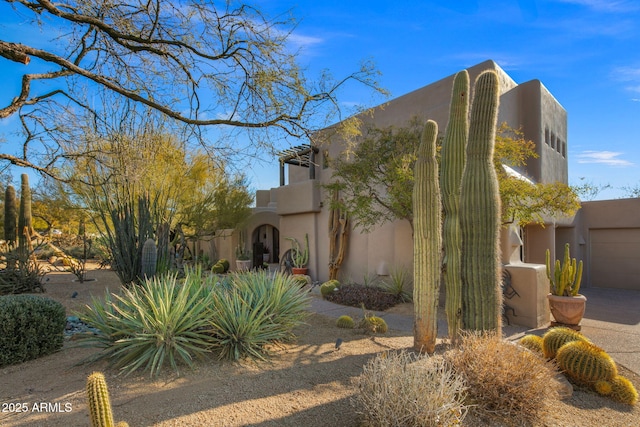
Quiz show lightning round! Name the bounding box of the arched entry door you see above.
[251,224,280,267]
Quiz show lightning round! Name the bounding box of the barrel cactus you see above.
[542,326,589,359]
[556,340,617,385]
[519,334,544,354]
[610,375,638,405]
[321,280,340,297]
[360,316,388,334]
[336,315,355,329]
[459,70,502,332]
[140,238,157,279]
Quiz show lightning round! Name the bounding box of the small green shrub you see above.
[320,280,340,297]
[219,259,230,272]
[359,316,388,334]
[79,270,216,377]
[445,332,559,425]
[353,350,468,427]
[336,315,355,329]
[208,270,310,361]
[0,295,65,367]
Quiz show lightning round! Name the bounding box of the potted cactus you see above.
[286,234,309,275]
[546,243,586,328]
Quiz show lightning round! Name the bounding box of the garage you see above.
[589,228,640,290]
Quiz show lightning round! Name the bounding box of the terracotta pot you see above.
[236,259,251,271]
[547,293,587,326]
[291,267,308,275]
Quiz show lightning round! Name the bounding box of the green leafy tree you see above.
[328,120,580,231]
[0,0,385,178]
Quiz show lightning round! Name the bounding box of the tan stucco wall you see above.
[570,198,640,290]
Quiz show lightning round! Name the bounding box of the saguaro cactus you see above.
[4,185,17,247]
[460,70,502,332]
[440,70,469,343]
[413,119,442,353]
[17,174,33,254]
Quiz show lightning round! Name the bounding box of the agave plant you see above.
[79,270,215,377]
[208,270,310,361]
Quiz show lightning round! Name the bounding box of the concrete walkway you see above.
[308,286,640,375]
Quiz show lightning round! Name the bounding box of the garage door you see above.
[590,228,640,290]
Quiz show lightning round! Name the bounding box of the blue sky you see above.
[1,0,639,200]
[247,0,640,199]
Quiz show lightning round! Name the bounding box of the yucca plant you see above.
[79,270,215,377]
[380,265,412,302]
[208,270,310,361]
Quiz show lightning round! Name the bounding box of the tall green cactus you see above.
[440,70,469,343]
[141,238,157,279]
[460,70,502,332]
[86,371,129,427]
[412,119,442,354]
[17,174,32,254]
[546,243,583,296]
[4,185,17,247]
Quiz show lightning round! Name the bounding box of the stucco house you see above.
[205,59,640,328]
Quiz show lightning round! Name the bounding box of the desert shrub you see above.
[0,295,65,367]
[353,350,468,427]
[324,283,400,311]
[208,270,310,361]
[0,250,45,295]
[445,332,560,425]
[79,270,216,377]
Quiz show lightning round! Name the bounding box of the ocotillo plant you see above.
[460,70,502,332]
[440,70,469,343]
[17,174,33,255]
[4,185,17,248]
[413,119,441,353]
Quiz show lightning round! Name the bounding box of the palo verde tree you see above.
[0,0,385,178]
[328,120,580,232]
[67,109,230,285]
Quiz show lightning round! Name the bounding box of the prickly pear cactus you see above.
[412,119,441,353]
[440,70,469,343]
[459,70,502,332]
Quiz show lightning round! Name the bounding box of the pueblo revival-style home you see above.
[203,59,640,328]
